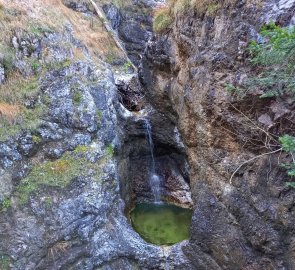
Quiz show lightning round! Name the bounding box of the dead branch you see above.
[229,148,282,185]
[229,102,279,145]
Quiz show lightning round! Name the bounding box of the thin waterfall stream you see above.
[127,118,193,245]
[144,119,161,203]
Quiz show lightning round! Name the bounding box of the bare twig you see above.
[229,148,282,185]
[229,103,279,145]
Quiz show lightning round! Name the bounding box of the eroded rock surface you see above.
[140,0,295,269]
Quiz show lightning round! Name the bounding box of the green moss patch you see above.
[15,148,108,204]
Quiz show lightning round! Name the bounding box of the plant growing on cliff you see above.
[153,0,233,33]
[247,23,295,98]
[0,198,11,211]
[16,150,103,204]
[153,6,174,33]
[279,135,295,187]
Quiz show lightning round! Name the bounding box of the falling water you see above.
[144,119,161,203]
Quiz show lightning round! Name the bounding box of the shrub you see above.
[246,23,295,98]
[106,144,114,156]
[72,90,83,105]
[1,198,11,211]
[0,45,15,75]
[279,135,295,182]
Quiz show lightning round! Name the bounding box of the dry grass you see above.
[0,0,123,59]
[48,241,69,258]
[0,73,38,104]
[153,0,236,33]
[0,103,20,122]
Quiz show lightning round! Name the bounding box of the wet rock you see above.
[0,169,12,201]
[0,141,22,168]
[17,134,35,157]
[66,133,92,150]
[62,0,94,13]
[0,64,4,84]
[104,1,154,66]
[103,4,121,30]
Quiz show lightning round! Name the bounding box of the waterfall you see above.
[144,119,161,203]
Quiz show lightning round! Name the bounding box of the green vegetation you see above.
[28,22,55,37]
[0,76,39,104]
[247,23,295,98]
[279,135,295,187]
[225,25,295,187]
[0,198,11,211]
[15,147,110,204]
[0,76,46,141]
[105,49,121,65]
[72,90,83,105]
[106,144,114,156]
[31,59,40,73]
[123,61,133,72]
[207,3,221,15]
[153,8,174,33]
[0,254,11,270]
[96,110,103,122]
[44,197,53,208]
[225,83,243,96]
[0,45,15,76]
[16,152,84,204]
[32,135,42,144]
[0,104,45,141]
[74,145,90,154]
[45,58,72,71]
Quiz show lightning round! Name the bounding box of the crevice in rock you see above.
[116,80,145,112]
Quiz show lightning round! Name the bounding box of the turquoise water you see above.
[130,202,192,245]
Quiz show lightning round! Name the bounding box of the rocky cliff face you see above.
[0,1,191,269]
[1,0,295,269]
[140,0,295,269]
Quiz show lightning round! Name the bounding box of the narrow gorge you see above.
[0,0,295,269]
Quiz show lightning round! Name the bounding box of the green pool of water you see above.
[130,202,192,245]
